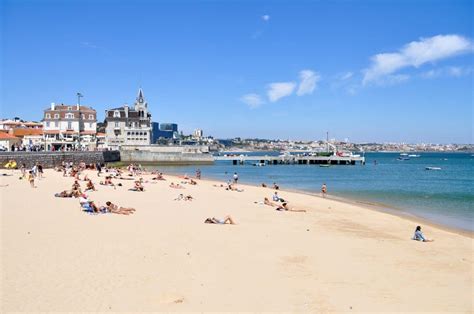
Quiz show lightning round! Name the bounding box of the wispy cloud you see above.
[240,93,265,108]
[262,14,270,22]
[363,34,474,85]
[296,70,320,96]
[340,72,353,80]
[420,66,473,79]
[267,82,296,102]
[80,41,98,49]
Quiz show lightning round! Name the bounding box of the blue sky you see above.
[1,0,472,143]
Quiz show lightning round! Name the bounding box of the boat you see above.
[408,154,420,158]
[425,167,441,170]
[253,162,266,167]
[400,153,408,156]
[319,164,330,167]
[397,157,410,161]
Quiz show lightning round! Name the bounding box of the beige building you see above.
[42,103,97,150]
[105,88,152,150]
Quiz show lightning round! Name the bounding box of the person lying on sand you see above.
[204,215,236,225]
[189,179,197,185]
[169,182,184,189]
[105,201,136,215]
[412,226,434,242]
[261,183,267,187]
[254,197,277,206]
[174,194,193,201]
[226,183,244,192]
[273,182,280,190]
[129,180,144,192]
[152,172,165,180]
[275,202,306,212]
[55,190,74,198]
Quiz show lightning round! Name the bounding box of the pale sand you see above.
[0,169,472,313]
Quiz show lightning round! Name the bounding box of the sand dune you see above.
[1,169,472,312]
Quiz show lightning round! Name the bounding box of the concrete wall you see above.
[121,145,210,153]
[120,150,214,165]
[0,151,120,168]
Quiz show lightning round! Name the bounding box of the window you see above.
[114,122,119,128]
[113,111,120,118]
[81,114,85,119]
[89,122,93,128]
[66,113,74,119]
[67,106,72,110]
[54,114,59,119]
[143,132,147,136]
[46,122,50,127]
[54,121,58,127]
[45,113,51,119]
[67,121,72,129]
[89,114,94,120]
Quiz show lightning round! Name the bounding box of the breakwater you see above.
[0,151,120,168]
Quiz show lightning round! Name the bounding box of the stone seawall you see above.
[0,151,120,168]
[119,150,214,165]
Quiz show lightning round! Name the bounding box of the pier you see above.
[214,154,365,165]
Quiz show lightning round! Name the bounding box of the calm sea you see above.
[145,152,474,232]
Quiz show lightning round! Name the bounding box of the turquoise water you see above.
[147,152,474,232]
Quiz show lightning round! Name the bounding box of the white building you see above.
[42,103,97,150]
[105,88,152,150]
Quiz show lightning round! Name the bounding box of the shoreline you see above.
[148,168,474,238]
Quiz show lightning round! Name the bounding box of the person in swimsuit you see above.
[204,215,236,225]
[275,202,306,212]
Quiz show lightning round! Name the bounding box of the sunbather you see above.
[204,215,236,225]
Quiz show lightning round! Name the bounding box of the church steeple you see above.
[137,88,145,105]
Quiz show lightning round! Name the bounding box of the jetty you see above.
[215,154,365,165]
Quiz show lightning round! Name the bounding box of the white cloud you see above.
[241,93,264,108]
[262,15,270,21]
[340,72,353,80]
[420,66,473,79]
[363,34,474,84]
[296,70,320,96]
[267,82,296,102]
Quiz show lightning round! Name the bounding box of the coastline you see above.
[1,168,472,312]
[147,167,474,237]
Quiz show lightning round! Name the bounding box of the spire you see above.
[137,88,144,101]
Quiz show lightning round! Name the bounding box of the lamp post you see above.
[77,92,83,150]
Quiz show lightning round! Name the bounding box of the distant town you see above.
[0,88,472,153]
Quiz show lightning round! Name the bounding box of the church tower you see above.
[134,88,149,119]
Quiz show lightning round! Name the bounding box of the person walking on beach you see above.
[233,172,239,184]
[196,169,201,179]
[321,183,327,198]
[28,170,36,188]
[37,163,43,179]
[96,162,102,177]
[412,226,434,242]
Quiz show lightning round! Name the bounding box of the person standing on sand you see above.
[37,163,43,179]
[196,169,201,179]
[412,226,434,242]
[233,172,239,184]
[321,183,327,198]
[28,170,36,188]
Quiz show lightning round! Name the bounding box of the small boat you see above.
[397,157,410,161]
[253,162,266,167]
[319,164,330,167]
[408,154,420,157]
[425,167,441,170]
[400,153,408,156]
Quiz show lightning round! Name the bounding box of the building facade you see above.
[42,103,97,150]
[105,88,152,149]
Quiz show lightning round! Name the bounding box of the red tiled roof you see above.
[0,132,19,139]
[11,128,44,137]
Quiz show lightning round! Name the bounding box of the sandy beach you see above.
[1,168,473,313]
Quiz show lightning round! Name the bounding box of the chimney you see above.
[124,104,129,118]
[51,102,55,110]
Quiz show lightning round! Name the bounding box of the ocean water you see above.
[145,152,474,232]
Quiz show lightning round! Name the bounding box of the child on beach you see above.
[412,226,434,242]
